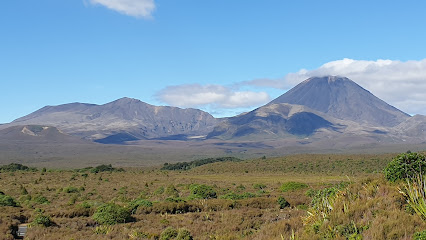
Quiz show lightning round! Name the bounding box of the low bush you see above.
[176,228,193,240]
[160,227,193,240]
[160,227,178,240]
[33,195,49,204]
[0,193,18,207]
[128,198,153,214]
[32,214,52,227]
[277,196,290,209]
[384,152,426,182]
[161,157,242,171]
[189,184,217,199]
[93,203,132,225]
[78,164,124,173]
[0,163,36,172]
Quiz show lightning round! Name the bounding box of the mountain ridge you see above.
[7,97,219,142]
[1,76,425,146]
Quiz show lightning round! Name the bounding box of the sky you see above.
[1,0,426,123]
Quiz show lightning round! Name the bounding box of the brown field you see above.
[0,152,425,239]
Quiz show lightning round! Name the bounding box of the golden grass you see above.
[0,152,425,239]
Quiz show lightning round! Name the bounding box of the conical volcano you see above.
[269,76,409,127]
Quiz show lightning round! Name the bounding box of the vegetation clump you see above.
[0,163,36,172]
[33,195,50,204]
[280,181,308,192]
[75,164,124,173]
[277,196,290,209]
[32,209,52,227]
[384,152,426,182]
[161,157,242,171]
[0,192,18,207]
[160,227,193,240]
[128,198,153,214]
[413,230,426,240]
[33,214,52,227]
[220,192,257,200]
[189,184,217,199]
[93,203,132,225]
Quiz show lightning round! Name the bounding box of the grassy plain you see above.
[0,152,425,239]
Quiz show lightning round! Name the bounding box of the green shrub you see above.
[0,193,18,207]
[33,195,49,204]
[160,227,178,240]
[0,163,36,172]
[189,184,217,199]
[165,185,179,197]
[93,203,132,225]
[277,196,290,209]
[33,214,52,227]
[384,152,426,182]
[161,157,242,171]
[280,182,308,192]
[128,199,153,214]
[413,230,426,240]
[90,164,124,173]
[176,228,193,240]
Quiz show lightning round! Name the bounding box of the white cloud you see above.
[246,58,426,115]
[88,0,155,18]
[156,84,270,110]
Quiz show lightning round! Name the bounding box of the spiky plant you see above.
[399,174,426,221]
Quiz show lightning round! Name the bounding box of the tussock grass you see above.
[0,152,425,239]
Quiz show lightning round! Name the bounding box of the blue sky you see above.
[1,0,426,123]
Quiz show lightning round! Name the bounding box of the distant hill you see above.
[269,76,410,127]
[0,125,86,143]
[7,97,218,143]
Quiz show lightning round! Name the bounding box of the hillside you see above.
[8,97,218,142]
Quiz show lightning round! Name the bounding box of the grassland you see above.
[0,152,425,239]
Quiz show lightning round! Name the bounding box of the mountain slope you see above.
[9,97,218,141]
[208,103,340,140]
[0,125,87,143]
[269,76,409,127]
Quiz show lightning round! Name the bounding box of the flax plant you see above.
[399,174,426,221]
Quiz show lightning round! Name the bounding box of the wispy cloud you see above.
[155,84,270,110]
[244,58,426,115]
[88,0,155,18]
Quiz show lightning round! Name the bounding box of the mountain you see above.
[7,97,218,142]
[208,76,422,143]
[269,76,410,127]
[393,115,426,141]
